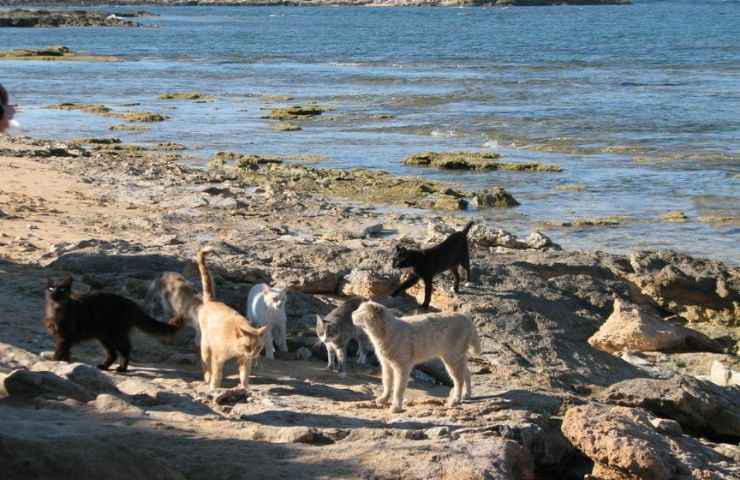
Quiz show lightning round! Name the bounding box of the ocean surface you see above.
[2,0,739,263]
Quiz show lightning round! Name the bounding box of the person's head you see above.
[0,83,15,133]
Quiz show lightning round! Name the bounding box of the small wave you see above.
[430,129,460,138]
[482,139,500,149]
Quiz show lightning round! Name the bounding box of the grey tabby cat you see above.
[316,297,373,377]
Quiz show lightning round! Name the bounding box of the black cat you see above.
[43,276,184,372]
[391,221,474,309]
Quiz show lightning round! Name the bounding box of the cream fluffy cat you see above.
[246,283,288,360]
[352,301,480,413]
[196,248,268,391]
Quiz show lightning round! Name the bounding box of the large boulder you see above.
[596,375,740,440]
[627,250,740,326]
[440,437,534,480]
[1,369,92,402]
[562,403,740,480]
[31,361,119,395]
[588,298,721,354]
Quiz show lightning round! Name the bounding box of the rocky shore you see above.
[0,9,147,27]
[0,135,738,479]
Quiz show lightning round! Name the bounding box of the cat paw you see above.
[446,399,460,408]
[97,364,110,371]
[115,366,128,373]
[375,397,390,407]
[390,405,404,413]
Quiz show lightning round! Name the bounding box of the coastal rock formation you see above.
[588,298,721,354]
[0,136,736,480]
[0,9,141,28]
[597,375,740,440]
[403,151,560,172]
[627,250,740,326]
[562,404,739,480]
[0,45,119,62]
[472,186,520,208]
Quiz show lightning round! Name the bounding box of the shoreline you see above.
[1,133,739,478]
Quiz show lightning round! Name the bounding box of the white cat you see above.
[246,283,288,360]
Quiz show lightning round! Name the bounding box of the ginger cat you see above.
[195,248,268,391]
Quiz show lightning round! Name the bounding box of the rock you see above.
[295,347,312,361]
[403,151,560,172]
[425,426,450,438]
[339,269,397,300]
[661,211,689,223]
[587,298,721,354]
[30,361,119,394]
[272,268,339,294]
[526,231,560,250]
[276,427,334,445]
[269,105,325,120]
[94,393,143,415]
[2,369,92,402]
[710,360,740,387]
[441,437,535,480]
[562,403,740,480]
[0,9,141,28]
[650,417,683,436]
[627,250,740,326]
[213,387,250,406]
[473,186,520,208]
[596,375,740,440]
[0,343,40,370]
[159,91,213,101]
[469,224,527,249]
[361,223,384,238]
[273,122,302,132]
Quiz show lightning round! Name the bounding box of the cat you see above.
[315,297,373,377]
[43,276,185,372]
[352,300,480,413]
[145,271,208,346]
[391,221,474,309]
[196,247,268,391]
[246,283,288,360]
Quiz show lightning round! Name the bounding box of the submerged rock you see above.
[0,46,119,62]
[472,186,520,208]
[159,91,214,101]
[404,151,560,172]
[269,105,326,120]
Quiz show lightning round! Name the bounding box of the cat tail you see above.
[467,325,481,356]
[462,221,475,236]
[133,312,186,337]
[196,247,216,303]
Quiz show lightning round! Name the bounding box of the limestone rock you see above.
[469,224,527,249]
[588,298,720,354]
[627,250,740,326]
[441,437,534,480]
[2,369,92,402]
[596,375,740,440]
[562,403,740,480]
[473,186,520,208]
[0,342,40,370]
[94,393,143,415]
[339,269,397,299]
[272,268,339,294]
[31,361,119,395]
[526,231,560,250]
[710,360,740,387]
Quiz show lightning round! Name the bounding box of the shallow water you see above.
[2,1,738,263]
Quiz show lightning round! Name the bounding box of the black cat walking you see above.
[391,221,474,309]
[43,277,184,372]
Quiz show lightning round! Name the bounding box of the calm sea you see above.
[2,0,739,263]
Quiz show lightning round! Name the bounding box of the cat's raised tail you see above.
[462,221,475,236]
[196,247,216,303]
